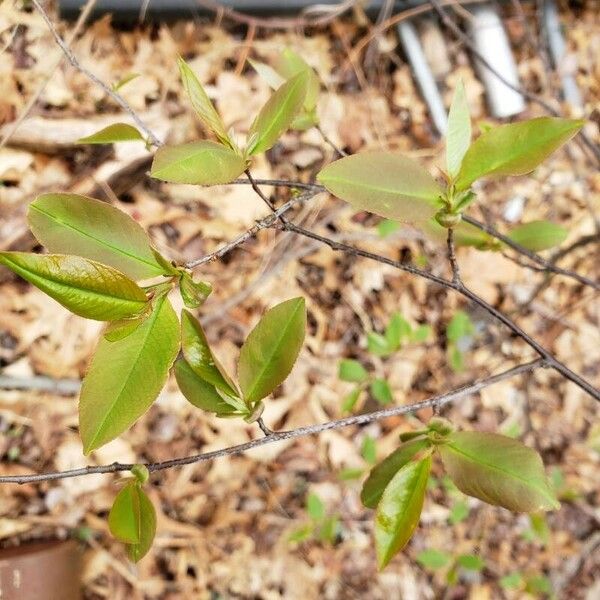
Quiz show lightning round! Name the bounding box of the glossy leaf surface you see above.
[246,71,309,155]
[78,123,144,144]
[28,193,171,280]
[375,456,431,568]
[151,141,246,185]
[79,295,179,453]
[439,431,559,512]
[0,252,147,321]
[455,117,584,191]
[318,152,442,224]
[361,437,431,508]
[238,297,306,405]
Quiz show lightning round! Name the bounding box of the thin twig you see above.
[446,227,462,284]
[256,417,274,436]
[0,360,545,485]
[0,0,97,151]
[316,123,347,157]
[31,0,162,148]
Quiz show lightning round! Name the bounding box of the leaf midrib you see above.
[250,75,304,153]
[30,204,163,276]
[320,174,441,203]
[85,296,166,451]
[445,442,553,503]
[242,301,302,403]
[0,254,146,307]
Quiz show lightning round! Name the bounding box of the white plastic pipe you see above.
[467,4,526,118]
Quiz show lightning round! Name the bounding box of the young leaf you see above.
[306,493,325,521]
[507,220,568,252]
[361,437,431,508]
[416,548,452,570]
[370,379,393,404]
[79,295,179,453]
[341,387,363,413]
[361,436,377,465]
[77,123,145,145]
[367,332,392,357]
[181,310,238,397]
[446,81,471,178]
[385,313,412,350]
[179,272,212,308]
[276,48,320,111]
[455,117,584,191]
[439,431,560,512]
[178,57,233,148]
[375,455,431,568]
[174,358,240,416]
[28,193,172,280]
[238,297,306,405]
[246,71,309,155]
[377,219,401,238]
[317,152,442,224]
[108,481,143,544]
[248,58,285,90]
[151,141,246,185]
[0,252,147,321]
[338,359,368,383]
[126,485,156,562]
[457,554,485,571]
[446,310,475,343]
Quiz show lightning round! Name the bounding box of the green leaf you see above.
[275,48,320,111]
[317,152,442,224]
[28,193,172,280]
[446,81,471,178]
[79,295,180,453]
[361,437,431,509]
[361,436,377,465]
[367,332,392,357]
[126,486,156,562]
[377,219,401,238]
[507,220,568,252]
[416,548,452,570]
[500,572,524,590]
[457,554,485,571]
[375,455,431,568]
[112,73,140,91]
[446,310,475,343]
[108,482,143,544]
[370,379,393,405]
[0,252,147,321]
[411,324,432,343]
[525,575,553,596]
[449,346,465,373]
[439,431,560,512]
[174,358,241,416]
[151,140,246,185]
[246,71,309,155]
[455,117,584,191]
[179,272,212,308]
[238,297,306,405]
[448,500,470,524]
[385,313,412,350]
[181,309,238,397]
[178,57,233,148]
[341,387,363,412]
[306,493,325,521]
[104,312,149,342]
[338,359,368,382]
[109,481,156,562]
[77,123,145,145]
[248,58,285,90]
